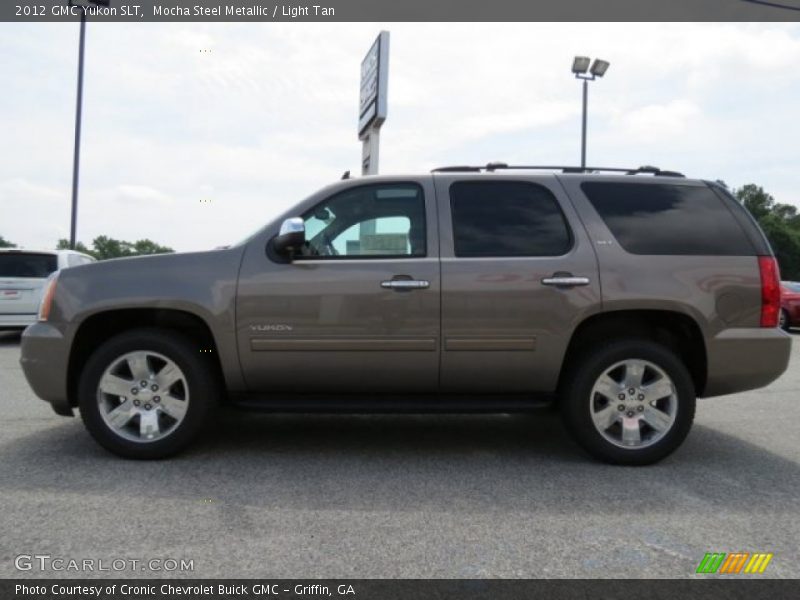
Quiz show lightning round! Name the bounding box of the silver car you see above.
[0,249,95,330]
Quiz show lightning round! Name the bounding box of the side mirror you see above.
[272,217,306,256]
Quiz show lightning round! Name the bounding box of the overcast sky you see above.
[1,22,799,252]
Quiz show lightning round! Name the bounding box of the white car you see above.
[0,249,96,330]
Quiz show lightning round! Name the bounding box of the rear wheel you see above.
[560,340,696,465]
[78,328,216,459]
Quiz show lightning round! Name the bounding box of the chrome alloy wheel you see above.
[96,351,189,443]
[589,359,678,449]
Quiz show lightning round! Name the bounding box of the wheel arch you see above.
[558,309,707,397]
[67,308,225,408]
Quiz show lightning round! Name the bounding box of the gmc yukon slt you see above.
[20,165,792,464]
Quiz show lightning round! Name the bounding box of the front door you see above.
[236,179,440,393]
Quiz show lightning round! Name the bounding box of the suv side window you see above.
[450,181,572,257]
[581,182,755,256]
[299,183,426,258]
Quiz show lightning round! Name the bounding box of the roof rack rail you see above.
[431,163,685,177]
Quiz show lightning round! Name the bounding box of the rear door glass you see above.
[450,181,572,257]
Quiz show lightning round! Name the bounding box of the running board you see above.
[226,393,555,414]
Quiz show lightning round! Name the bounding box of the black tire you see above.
[78,328,217,459]
[780,309,791,332]
[559,339,696,466]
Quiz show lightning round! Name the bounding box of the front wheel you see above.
[560,340,696,465]
[78,328,216,459]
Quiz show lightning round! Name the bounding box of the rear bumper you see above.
[703,327,792,397]
[0,313,36,328]
[19,322,73,416]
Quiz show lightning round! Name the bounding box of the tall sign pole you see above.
[69,5,87,249]
[358,31,389,176]
[68,0,110,249]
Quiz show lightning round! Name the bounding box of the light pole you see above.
[68,0,108,249]
[572,56,610,170]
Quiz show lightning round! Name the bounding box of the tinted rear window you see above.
[450,181,571,257]
[0,253,58,278]
[581,182,754,256]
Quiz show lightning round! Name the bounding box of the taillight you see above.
[38,273,59,322]
[758,256,780,328]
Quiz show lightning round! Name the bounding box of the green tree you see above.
[0,235,16,248]
[56,239,93,255]
[735,184,800,280]
[130,239,174,256]
[91,235,132,260]
[737,184,774,220]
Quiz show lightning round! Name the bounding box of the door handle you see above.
[381,279,430,290]
[541,274,590,287]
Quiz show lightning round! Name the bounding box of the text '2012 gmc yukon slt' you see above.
[20,165,792,464]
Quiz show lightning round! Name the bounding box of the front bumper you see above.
[704,327,792,397]
[20,322,73,416]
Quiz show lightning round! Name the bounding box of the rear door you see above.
[435,174,602,393]
[0,252,58,317]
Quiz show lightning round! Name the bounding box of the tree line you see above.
[0,235,173,260]
[734,185,800,280]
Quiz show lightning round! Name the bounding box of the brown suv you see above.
[20,165,792,464]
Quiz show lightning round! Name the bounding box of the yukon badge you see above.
[250,324,293,332]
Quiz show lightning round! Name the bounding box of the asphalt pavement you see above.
[0,329,798,579]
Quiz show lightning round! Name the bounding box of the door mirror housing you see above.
[272,217,306,256]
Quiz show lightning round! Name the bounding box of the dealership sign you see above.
[358,31,389,137]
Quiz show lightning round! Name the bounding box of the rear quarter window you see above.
[0,253,58,278]
[581,182,755,256]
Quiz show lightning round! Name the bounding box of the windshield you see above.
[0,253,58,278]
[783,282,800,293]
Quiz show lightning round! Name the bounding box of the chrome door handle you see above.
[381,279,430,290]
[541,276,590,287]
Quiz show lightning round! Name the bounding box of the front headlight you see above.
[38,272,59,322]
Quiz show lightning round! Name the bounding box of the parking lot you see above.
[0,329,798,579]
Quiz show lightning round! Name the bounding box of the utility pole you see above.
[69,6,87,249]
[68,0,109,249]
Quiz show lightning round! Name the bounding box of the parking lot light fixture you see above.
[572,56,610,169]
[590,59,610,78]
[572,56,591,74]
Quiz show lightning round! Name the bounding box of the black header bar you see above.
[4,579,800,600]
[4,0,800,22]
